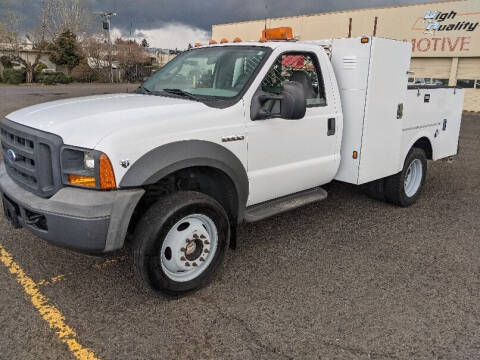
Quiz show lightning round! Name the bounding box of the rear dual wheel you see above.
[132,191,229,296]
[363,148,427,207]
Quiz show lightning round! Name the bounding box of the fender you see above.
[119,140,249,218]
[402,132,434,168]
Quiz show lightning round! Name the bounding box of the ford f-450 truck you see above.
[0,35,463,295]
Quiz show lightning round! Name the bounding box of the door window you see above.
[261,52,326,106]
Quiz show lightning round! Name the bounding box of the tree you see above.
[0,0,92,83]
[79,35,110,82]
[0,13,49,83]
[115,38,150,82]
[41,0,93,38]
[49,30,83,73]
[141,39,149,48]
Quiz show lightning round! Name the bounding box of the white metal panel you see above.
[357,37,412,184]
[402,88,464,162]
[331,37,371,184]
[10,93,250,183]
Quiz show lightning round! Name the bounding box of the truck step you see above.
[244,187,328,223]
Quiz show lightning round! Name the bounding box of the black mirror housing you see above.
[281,81,307,119]
[251,81,306,121]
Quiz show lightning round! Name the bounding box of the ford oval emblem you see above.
[6,149,17,162]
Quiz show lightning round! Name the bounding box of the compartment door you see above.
[357,38,411,184]
[434,89,464,160]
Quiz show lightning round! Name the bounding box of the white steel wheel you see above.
[404,158,423,197]
[385,148,427,207]
[160,214,218,283]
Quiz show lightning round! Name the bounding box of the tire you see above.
[362,179,385,201]
[132,191,230,296]
[384,148,427,207]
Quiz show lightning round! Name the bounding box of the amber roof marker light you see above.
[361,37,369,44]
[260,26,294,42]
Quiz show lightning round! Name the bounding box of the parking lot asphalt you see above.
[0,83,479,360]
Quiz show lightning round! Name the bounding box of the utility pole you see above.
[94,11,117,83]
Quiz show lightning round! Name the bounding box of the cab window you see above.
[261,52,326,106]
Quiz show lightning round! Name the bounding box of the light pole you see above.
[94,11,117,83]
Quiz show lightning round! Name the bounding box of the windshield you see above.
[141,46,269,99]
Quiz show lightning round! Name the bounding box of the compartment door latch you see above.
[396,103,404,119]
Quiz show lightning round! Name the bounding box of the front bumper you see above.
[0,163,144,254]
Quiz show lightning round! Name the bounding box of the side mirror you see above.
[251,81,306,121]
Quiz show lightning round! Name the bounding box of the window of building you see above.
[431,78,448,86]
[456,79,475,88]
[261,52,326,106]
[476,80,480,89]
[414,78,429,85]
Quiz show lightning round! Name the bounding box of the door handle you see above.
[327,118,336,136]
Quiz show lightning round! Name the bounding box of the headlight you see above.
[84,153,95,169]
[60,147,116,190]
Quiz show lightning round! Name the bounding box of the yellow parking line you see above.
[37,274,66,287]
[94,256,125,269]
[36,256,125,288]
[0,244,99,360]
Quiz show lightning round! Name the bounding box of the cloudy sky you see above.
[1,0,435,49]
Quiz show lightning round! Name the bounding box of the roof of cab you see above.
[196,41,329,50]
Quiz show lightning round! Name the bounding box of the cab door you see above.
[245,49,341,206]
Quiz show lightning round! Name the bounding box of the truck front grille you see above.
[1,119,63,198]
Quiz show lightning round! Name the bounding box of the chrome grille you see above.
[1,119,63,198]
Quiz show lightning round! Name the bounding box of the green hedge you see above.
[37,72,72,84]
[3,69,26,84]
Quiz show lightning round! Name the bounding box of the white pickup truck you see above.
[0,35,463,295]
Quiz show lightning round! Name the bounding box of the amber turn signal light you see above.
[353,151,358,159]
[68,174,96,188]
[99,153,116,190]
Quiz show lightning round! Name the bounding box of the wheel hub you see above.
[184,237,204,261]
[404,158,423,198]
[160,214,218,282]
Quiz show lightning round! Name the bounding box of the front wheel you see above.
[132,191,230,296]
[384,148,427,207]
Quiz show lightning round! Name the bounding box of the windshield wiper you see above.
[162,88,201,101]
[136,84,152,94]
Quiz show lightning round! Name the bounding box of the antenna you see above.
[264,3,268,32]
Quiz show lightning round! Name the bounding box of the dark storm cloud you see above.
[2,0,435,33]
